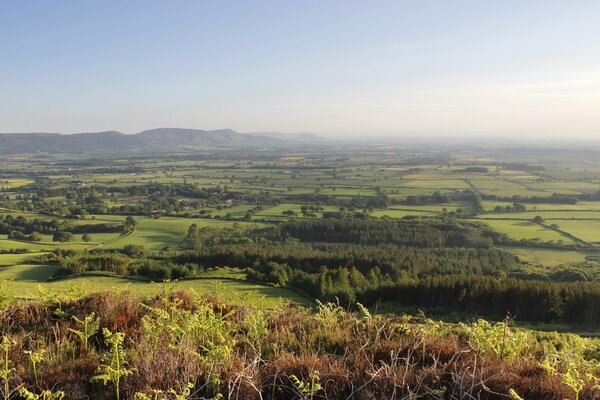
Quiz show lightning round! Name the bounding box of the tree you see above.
[82,233,92,242]
[124,216,137,230]
[29,232,43,242]
[533,215,545,224]
[53,231,74,243]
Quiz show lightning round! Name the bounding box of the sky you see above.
[1,1,600,138]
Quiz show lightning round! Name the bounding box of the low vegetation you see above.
[0,290,598,399]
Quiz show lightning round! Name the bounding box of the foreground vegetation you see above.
[0,290,598,399]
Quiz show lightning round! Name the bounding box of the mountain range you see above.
[0,128,324,154]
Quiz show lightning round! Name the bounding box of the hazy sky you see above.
[1,1,600,138]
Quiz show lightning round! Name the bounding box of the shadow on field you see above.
[5,264,58,281]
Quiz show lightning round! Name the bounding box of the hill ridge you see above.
[0,128,323,154]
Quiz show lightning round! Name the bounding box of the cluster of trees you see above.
[285,193,390,210]
[0,214,124,243]
[53,247,200,280]
[359,275,600,325]
[246,261,600,325]
[481,192,579,205]
[493,202,527,213]
[262,218,495,248]
[0,214,72,235]
[180,242,517,279]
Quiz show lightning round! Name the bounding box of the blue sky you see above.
[1,1,599,137]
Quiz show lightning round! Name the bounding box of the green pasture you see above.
[470,178,527,190]
[482,211,600,220]
[0,237,91,252]
[398,179,470,189]
[0,178,34,188]
[371,209,436,218]
[481,201,600,212]
[96,216,261,250]
[501,246,592,267]
[0,252,47,266]
[552,220,600,243]
[474,219,577,244]
[0,264,311,308]
[253,203,340,220]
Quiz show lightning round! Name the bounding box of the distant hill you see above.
[0,128,324,154]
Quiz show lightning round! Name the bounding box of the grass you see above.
[253,203,340,220]
[94,216,261,250]
[482,211,600,219]
[473,219,577,243]
[398,179,470,189]
[551,219,600,243]
[470,178,527,190]
[501,246,593,266]
[0,178,34,188]
[370,209,436,218]
[0,252,47,266]
[0,237,91,251]
[481,201,600,212]
[0,264,312,308]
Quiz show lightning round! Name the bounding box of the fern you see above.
[68,312,100,351]
[0,337,15,400]
[24,349,45,388]
[290,370,322,400]
[508,388,524,400]
[92,328,137,400]
[19,388,65,400]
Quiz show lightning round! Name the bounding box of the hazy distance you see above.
[1,1,599,139]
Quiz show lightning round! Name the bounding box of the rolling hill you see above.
[0,128,323,154]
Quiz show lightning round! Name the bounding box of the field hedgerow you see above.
[0,290,597,399]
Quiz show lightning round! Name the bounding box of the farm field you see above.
[470,219,577,243]
[481,211,600,220]
[95,216,262,250]
[551,219,600,243]
[500,246,595,266]
[0,263,310,308]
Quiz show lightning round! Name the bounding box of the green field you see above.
[0,252,47,266]
[501,246,593,266]
[97,216,262,250]
[0,178,34,188]
[551,219,600,243]
[474,219,577,243]
[0,264,311,308]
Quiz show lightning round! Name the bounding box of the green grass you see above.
[470,178,527,190]
[0,178,34,188]
[501,246,592,266]
[0,237,91,251]
[481,201,600,212]
[96,216,263,250]
[253,203,340,220]
[551,220,600,243]
[398,179,470,189]
[370,209,436,218]
[0,264,311,308]
[482,211,600,220]
[0,252,47,266]
[473,219,577,243]
[0,263,58,281]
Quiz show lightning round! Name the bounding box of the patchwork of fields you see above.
[2,151,600,307]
